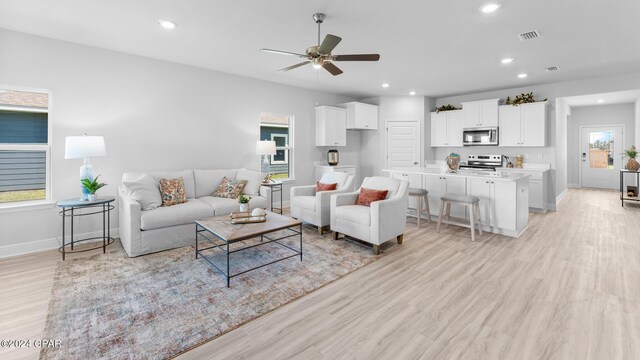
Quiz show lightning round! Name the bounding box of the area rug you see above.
[39,227,378,360]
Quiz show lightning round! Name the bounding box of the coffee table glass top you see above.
[195,211,301,243]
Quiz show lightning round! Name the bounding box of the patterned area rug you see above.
[40,227,379,359]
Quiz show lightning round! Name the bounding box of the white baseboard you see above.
[568,183,581,189]
[0,228,119,259]
[552,189,569,211]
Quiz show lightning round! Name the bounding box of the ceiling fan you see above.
[260,13,380,76]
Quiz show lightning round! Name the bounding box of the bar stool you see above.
[436,193,482,241]
[408,188,431,226]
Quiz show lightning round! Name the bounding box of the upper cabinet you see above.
[430,110,465,147]
[340,102,379,130]
[316,106,347,147]
[462,99,499,128]
[499,102,547,147]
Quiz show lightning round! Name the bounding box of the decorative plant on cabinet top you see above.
[434,104,462,113]
[505,92,547,106]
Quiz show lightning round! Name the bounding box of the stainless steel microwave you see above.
[462,127,498,146]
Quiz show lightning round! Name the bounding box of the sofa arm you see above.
[370,196,408,244]
[290,185,316,198]
[331,192,359,208]
[118,186,142,257]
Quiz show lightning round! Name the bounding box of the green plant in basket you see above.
[81,175,107,194]
[625,145,638,159]
[238,194,251,204]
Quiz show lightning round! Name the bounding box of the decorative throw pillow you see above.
[356,188,389,207]
[159,177,187,206]
[213,177,248,199]
[316,182,338,192]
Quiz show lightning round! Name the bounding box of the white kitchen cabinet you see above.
[462,99,499,128]
[316,106,347,146]
[467,178,527,232]
[430,110,465,147]
[500,169,548,211]
[391,171,422,209]
[499,102,547,147]
[340,102,378,130]
[423,174,466,218]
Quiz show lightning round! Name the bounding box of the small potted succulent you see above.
[625,145,639,171]
[81,175,107,201]
[238,194,251,213]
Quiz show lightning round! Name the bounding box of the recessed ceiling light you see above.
[409,91,416,96]
[517,73,528,79]
[501,58,514,64]
[381,83,390,88]
[480,3,501,13]
[158,19,176,30]
[597,99,604,103]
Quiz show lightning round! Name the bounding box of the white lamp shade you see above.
[65,136,106,159]
[255,140,276,155]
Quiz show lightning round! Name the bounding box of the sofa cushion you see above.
[140,198,214,231]
[194,169,237,198]
[213,177,247,199]
[122,173,162,211]
[123,170,195,199]
[335,205,371,226]
[199,196,268,216]
[159,177,187,206]
[292,195,316,211]
[360,177,400,200]
[236,168,265,195]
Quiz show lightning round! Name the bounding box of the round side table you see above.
[56,196,116,260]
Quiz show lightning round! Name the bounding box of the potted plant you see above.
[81,175,107,201]
[625,145,639,171]
[505,92,547,106]
[238,194,251,212]
[434,104,461,113]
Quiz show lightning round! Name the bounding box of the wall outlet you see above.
[537,153,543,159]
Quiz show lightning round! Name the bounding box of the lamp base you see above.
[80,158,94,201]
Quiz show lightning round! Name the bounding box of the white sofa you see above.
[289,172,355,235]
[330,176,409,254]
[119,168,270,257]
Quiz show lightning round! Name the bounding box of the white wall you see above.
[0,29,356,255]
[567,103,635,186]
[435,72,640,206]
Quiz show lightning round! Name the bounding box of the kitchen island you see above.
[383,167,530,237]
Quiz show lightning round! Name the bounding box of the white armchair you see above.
[330,176,409,254]
[290,172,355,234]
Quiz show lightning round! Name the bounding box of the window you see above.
[259,113,293,180]
[588,130,614,169]
[0,89,50,204]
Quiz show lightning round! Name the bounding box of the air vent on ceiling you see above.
[545,66,560,72]
[518,30,541,41]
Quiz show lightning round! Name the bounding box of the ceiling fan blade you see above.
[333,54,380,61]
[278,61,311,72]
[319,34,342,54]
[261,48,308,58]
[322,62,343,76]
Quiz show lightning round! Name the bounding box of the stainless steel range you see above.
[459,154,503,171]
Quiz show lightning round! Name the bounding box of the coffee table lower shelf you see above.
[195,221,302,287]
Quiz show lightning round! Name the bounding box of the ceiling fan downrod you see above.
[313,13,325,46]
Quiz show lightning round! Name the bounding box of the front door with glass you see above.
[580,126,623,189]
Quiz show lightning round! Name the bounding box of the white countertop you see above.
[383,167,530,182]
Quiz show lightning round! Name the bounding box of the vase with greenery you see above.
[434,104,461,113]
[238,194,251,212]
[505,92,547,106]
[81,175,107,201]
[625,145,639,171]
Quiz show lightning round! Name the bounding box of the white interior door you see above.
[580,126,623,189]
[386,120,421,169]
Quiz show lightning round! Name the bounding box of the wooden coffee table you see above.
[195,211,303,287]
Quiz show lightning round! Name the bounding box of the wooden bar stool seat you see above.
[408,187,431,226]
[436,193,483,241]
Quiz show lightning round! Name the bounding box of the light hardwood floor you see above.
[2,189,639,359]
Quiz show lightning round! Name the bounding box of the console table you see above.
[620,169,640,207]
[56,196,116,260]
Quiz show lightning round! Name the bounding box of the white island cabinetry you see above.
[384,167,530,237]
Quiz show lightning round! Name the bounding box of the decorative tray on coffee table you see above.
[230,212,267,224]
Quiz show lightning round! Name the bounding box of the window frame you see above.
[269,133,289,165]
[0,85,53,212]
[259,113,294,182]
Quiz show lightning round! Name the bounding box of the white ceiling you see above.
[564,90,640,108]
[1,0,640,98]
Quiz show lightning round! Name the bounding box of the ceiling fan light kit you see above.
[260,13,380,76]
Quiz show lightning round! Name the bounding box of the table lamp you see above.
[65,134,106,200]
[256,140,276,182]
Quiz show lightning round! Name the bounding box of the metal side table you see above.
[261,182,283,214]
[56,196,116,260]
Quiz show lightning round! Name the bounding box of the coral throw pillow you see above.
[356,188,389,207]
[316,182,338,192]
[213,177,248,199]
[159,177,187,206]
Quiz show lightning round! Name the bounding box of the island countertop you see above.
[382,167,530,182]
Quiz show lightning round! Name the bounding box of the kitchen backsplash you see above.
[434,147,554,165]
